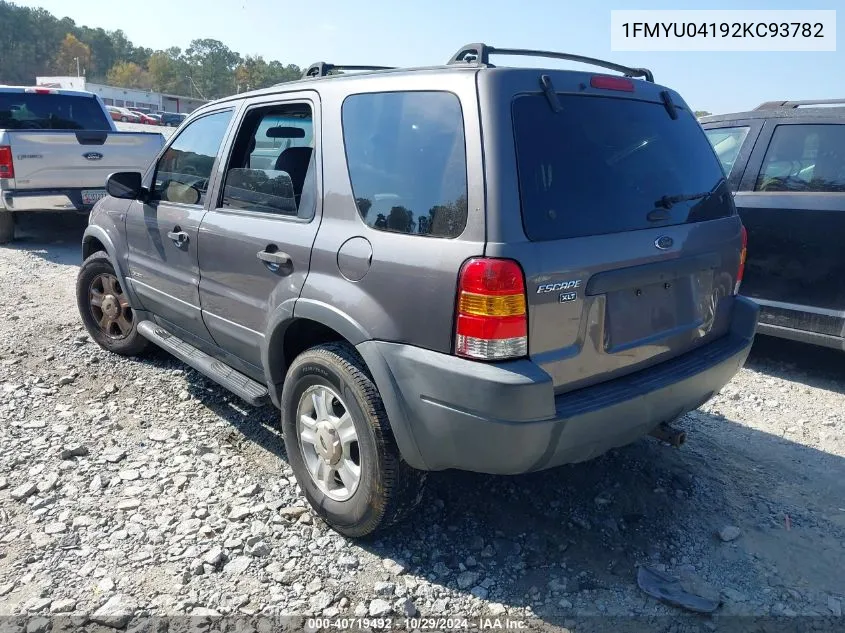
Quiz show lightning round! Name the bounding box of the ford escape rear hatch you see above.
[504,84,743,393]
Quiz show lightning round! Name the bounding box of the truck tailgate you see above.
[7,130,163,189]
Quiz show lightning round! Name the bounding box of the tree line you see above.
[0,0,302,99]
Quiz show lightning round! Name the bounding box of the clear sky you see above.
[14,0,844,114]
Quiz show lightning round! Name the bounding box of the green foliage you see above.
[0,0,302,98]
[53,33,90,76]
[694,110,712,118]
[106,61,151,90]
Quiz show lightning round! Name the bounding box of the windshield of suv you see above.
[512,94,733,241]
[0,93,112,130]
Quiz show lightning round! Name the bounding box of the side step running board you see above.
[137,321,269,406]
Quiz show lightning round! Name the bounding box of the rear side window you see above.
[342,91,468,238]
[755,124,845,193]
[704,126,750,176]
[512,95,733,241]
[0,93,111,130]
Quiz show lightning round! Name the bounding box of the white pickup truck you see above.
[0,86,166,242]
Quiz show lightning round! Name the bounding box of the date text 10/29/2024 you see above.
[307,617,530,630]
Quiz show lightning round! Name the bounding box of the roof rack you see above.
[302,62,396,79]
[754,98,845,110]
[447,43,654,83]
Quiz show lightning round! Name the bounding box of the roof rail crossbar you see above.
[302,62,396,79]
[754,98,845,110]
[447,43,654,83]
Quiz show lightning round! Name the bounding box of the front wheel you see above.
[76,251,149,356]
[281,343,426,537]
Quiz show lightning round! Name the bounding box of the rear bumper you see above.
[1,188,103,213]
[358,296,759,475]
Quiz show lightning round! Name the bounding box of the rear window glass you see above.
[342,91,468,238]
[0,93,111,130]
[512,95,733,241]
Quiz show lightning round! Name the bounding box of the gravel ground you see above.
[1,215,844,631]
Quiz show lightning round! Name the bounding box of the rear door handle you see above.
[257,248,292,272]
[167,229,189,246]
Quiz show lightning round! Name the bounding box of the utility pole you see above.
[74,57,80,78]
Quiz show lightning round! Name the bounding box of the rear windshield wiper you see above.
[539,74,563,113]
[654,191,712,210]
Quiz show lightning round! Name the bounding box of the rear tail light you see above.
[0,146,14,179]
[25,87,55,94]
[455,258,528,361]
[590,75,635,92]
[734,225,748,295]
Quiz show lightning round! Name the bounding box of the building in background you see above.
[35,76,207,114]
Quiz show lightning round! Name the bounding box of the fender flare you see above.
[81,225,142,308]
[262,298,299,406]
[262,298,371,406]
[261,299,425,468]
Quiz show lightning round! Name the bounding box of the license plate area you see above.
[81,189,107,205]
[604,275,703,352]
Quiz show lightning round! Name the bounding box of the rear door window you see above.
[512,95,733,241]
[704,126,750,177]
[755,124,845,192]
[0,92,111,130]
[220,102,316,219]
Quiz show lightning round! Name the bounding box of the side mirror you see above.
[106,172,144,199]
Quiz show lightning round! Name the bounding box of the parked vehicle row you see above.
[0,86,166,242]
[701,100,845,351]
[75,45,757,537]
[105,105,186,127]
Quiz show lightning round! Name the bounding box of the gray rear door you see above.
[197,94,321,370]
[125,108,234,343]
[481,70,744,394]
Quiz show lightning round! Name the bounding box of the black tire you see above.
[281,342,426,537]
[120,116,127,122]
[76,251,149,356]
[0,212,14,244]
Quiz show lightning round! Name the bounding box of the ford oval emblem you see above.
[655,236,674,250]
[83,152,103,161]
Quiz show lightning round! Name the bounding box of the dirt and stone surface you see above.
[1,215,844,631]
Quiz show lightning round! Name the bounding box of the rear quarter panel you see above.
[299,69,486,353]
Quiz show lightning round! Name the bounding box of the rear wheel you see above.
[0,212,14,244]
[120,116,127,122]
[76,251,148,356]
[281,343,426,537]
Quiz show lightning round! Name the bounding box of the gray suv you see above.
[75,44,759,537]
